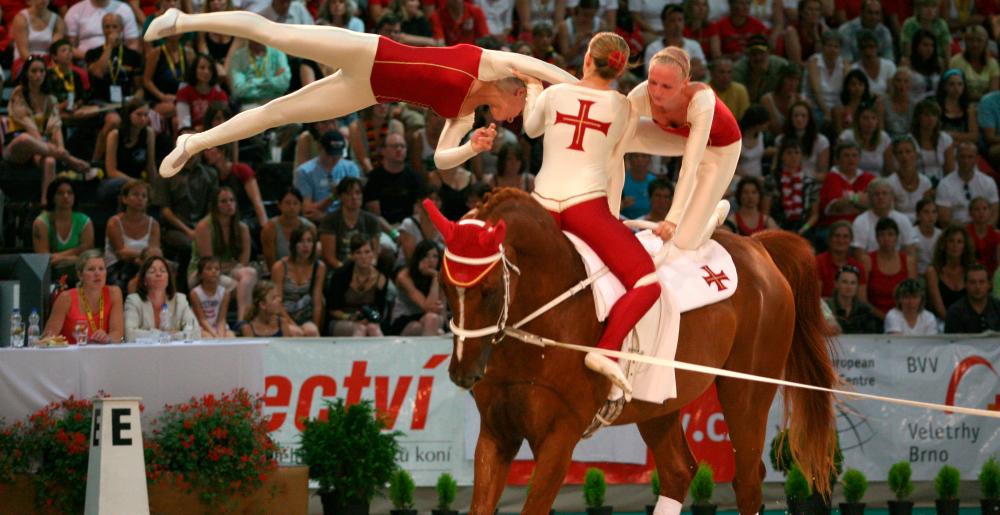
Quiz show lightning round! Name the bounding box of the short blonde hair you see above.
[649,46,691,79]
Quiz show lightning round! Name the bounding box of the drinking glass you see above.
[73,321,89,347]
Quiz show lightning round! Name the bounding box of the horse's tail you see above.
[753,230,838,497]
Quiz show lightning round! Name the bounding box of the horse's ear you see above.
[484,220,507,248]
[423,199,454,240]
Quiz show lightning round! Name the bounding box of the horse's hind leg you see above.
[637,412,696,515]
[470,428,520,515]
[523,426,581,515]
[716,377,778,515]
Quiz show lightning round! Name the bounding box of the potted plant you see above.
[981,457,1000,514]
[887,461,914,515]
[18,396,96,514]
[298,399,402,515]
[785,465,813,515]
[434,473,459,515]
[770,429,839,513]
[389,469,417,515]
[690,462,717,515]
[645,470,660,515]
[584,467,612,515]
[145,389,280,511]
[934,465,961,515]
[839,469,868,515]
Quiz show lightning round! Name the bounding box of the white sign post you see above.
[84,397,150,515]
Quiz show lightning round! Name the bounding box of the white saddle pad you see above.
[563,230,738,403]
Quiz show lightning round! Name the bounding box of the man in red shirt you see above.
[819,141,876,227]
[711,0,768,58]
[430,0,488,45]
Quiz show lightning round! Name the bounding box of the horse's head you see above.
[423,199,519,389]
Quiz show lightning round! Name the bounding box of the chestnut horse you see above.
[436,189,837,514]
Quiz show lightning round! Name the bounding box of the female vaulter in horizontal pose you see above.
[145,8,577,177]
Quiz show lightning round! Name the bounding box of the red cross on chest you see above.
[554,99,611,152]
[700,265,730,291]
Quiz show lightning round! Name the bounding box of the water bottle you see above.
[159,303,172,344]
[9,309,24,348]
[27,310,40,348]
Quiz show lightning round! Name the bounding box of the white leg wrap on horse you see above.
[653,496,682,515]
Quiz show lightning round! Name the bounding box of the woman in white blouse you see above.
[884,279,939,335]
[124,256,200,342]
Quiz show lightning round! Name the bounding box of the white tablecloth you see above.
[0,340,266,424]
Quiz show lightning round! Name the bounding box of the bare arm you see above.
[320,233,342,269]
[105,130,128,179]
[189,289,217,337]
[194,220,213,257]
[42,292,71,337]
[238,223,251,265]
[107,287,124,343]
[261,221,278,269]
[925,265,947,318]
[348,119,373,173]
[311,261,326,329]
[160,206,195,238]
[11,14,29,61]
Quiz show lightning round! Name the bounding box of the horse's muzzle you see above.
[450,369,483,390]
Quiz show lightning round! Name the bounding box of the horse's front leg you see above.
[469,426,520,515]
[522,425,582,515]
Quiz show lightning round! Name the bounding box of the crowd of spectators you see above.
[6,0,1000,343]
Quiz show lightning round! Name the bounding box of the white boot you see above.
[145,8,181,41]
[653,496,682,515]
[585,352,632,401]
[160,133,193,178]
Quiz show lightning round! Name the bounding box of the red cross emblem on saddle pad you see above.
[554,99,611,152]
[700,265,730,291]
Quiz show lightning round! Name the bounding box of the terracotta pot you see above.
[148,466,309,514]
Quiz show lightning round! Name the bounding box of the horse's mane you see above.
[476,188,535,220]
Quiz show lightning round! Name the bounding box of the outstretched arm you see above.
[664,88,715,226]
[479,49,579,85]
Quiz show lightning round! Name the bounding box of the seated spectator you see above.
[769,137,820,233]
[195,0,235,80]
[349,104,405,174]
[642,5,706,80]
[805,30,847,127]
[839,102,891,175]
[949,25,999,102]
[261,187,315,269]
[201,101,240,162]
[926,226,974,318]
[683,0,716,57]
[190,256,236,338]
[189,187,258,319]
[906,29,942,102]
[883,67,915,138]
[852,179,919,257]
[711,0,768,60]
[327,235,389,336]
[395,188,444,269]
[11,0,66,65]
[33,178,95,282]
[886,136,933,223]
[126,246,164,293]
[913,199,941,275]
[142,32,193,120]
[528,22,566,70]
[486,141,534,192]
[104,179,160,289]
[783,0,824,65]
[838,0,893,63]
[945,264,1000,333]
[202,144,268,228]
[261,0,314,24]
[557,0,605,71]
[65,0,140,60]
[6,56,92,204]
[320,177,381,270]
[429,0,488,46]
[364,133,427,225]
[850,30,894,98]
[980,90,1000,173]
[293,118,342,170]
[967,197,1000,277]
[85,13,144,160]
[641,178,674,222]
[105,100,155,191]
[271,226,325,336]
[735,105,769,181]
[228,40,291,111]
[759,63,807,135]
[911,99,954,181]
[900,0,950,71]
[816,220,867,298]
[47,38,95,127]
[884,278,939,335]
[294,130,362,222]
[825,265,882,334]
[390,0,439,46]
[936,69,978,146]
[239,280,291,337]
[317,0,364,33]
[728,176,778,235]
[124,255,200,341]
[818,141,875,227]
[861,217,918,317]
[620,153,655,220]
[708,57,750,121]
[390,239,445,335]
[429,164,476,221]
[774,101,829,180]
[42,249,125,344]
[831,70,878,138]
[176,53,228,130]
[936,141,999,227]
[731,34,787,104]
